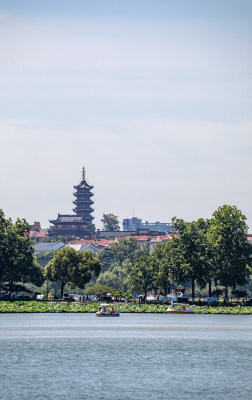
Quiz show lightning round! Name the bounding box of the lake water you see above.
[0,313,251,400]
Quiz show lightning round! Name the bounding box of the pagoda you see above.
[49,167,95,239]
[72,166,94,224]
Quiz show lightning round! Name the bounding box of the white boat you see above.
[166,301,194,314]
[96,304,120,317]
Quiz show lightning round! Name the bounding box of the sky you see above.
[0,0,251,230]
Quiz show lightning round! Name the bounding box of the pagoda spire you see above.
[82,166,86,181]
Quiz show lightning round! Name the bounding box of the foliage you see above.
[170,218,213,300]
[100,237,148,271]
[231,289,248,298]
[147,206,252,300]
[96,260,132,292]
[0,209,44,292]
[35,250,55,260]
[207,205,252,297]
[101,213,120,231]
[128,255,156,298]
[88,223,96,233]
[85,284,115,295]
[45,247,101,298]
[96,206,252,300]
[41,237,53,243]
[151,239,188,294]
[97,238,152,295]
[0,301,251,314]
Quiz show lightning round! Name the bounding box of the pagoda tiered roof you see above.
[73,191,94,197]
[73,199,94,205]
[73,180,94,190]
[49,213,88,224]
[72,207,94,212]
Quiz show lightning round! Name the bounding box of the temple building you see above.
[73,166,94,223]
[49,167,95,239]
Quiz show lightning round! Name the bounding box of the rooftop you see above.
[34,242,65,252]
[29,231,48,239]
[49,214,87,223]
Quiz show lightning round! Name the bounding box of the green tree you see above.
[151,239,186,294]
[128,255,155,299]
[207,205,252,298]
[97,260,132,292]
[101,213,120,231]
[100,237,148,271]
[41,237,53,243]
[88,223,96,233]
[0,209,10,288]
[27,257,45,287]
[0,210,44,292]
[45,247,101,299]
[76,250,101,287]
[171,218,212,301]
[85,284,115,296]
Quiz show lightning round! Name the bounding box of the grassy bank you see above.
[0,301,252,314]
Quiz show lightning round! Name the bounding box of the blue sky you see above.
[0,0,251,230]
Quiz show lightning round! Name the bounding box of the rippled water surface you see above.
[0,313,251,400]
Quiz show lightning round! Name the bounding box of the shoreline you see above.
[0,301,251,314]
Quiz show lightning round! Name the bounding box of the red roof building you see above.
[29,230,48,242]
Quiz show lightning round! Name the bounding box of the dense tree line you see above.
[96,205,252,299]
[1,205,251,300]
[96,237,148,291]
[128,205,252,299]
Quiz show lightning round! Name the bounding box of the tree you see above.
[76,250,101,287]
[35,250,55,266]
[41,237,53,243]
[0,209,10,288]
[88,223,96,233]
[101,213,120,231]
[171,218,212,301]
[99,237,148,271]
[151,239,187,294]
[207,205,252,298]
[85,284,115,296]
[0,210,44,292]
[27,257,45,287]
[96,260,132,292]
[45,247,101,298]
[128,255,155,299]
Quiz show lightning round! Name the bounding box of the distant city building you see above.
[49,166,95,239]
[30,221,49,236]
[30,221,41,232]
[123,217,175,233]
[122,217,142,231]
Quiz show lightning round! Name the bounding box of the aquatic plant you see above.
[0,301,251,314]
